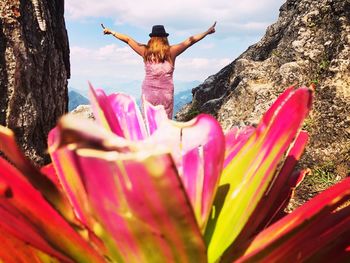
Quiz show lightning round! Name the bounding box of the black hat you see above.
[149,25,169,37]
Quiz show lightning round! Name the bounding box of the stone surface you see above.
[177,0,350,175]
[0,0,70,164]
[69,105,94,121]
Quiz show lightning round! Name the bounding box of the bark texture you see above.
[0,0,70,164]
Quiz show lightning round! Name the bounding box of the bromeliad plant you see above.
[0,85,349,263]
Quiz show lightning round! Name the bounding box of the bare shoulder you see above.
[169,45,179,63]
[170,43,184,50]
[170,43,184,56]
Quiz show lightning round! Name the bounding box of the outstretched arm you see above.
[102,24,146,57]
[170,22,216,59]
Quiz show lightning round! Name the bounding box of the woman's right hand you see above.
[101,24,112,35]
[103,28,113,35]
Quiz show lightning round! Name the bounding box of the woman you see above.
[102,22,216,118]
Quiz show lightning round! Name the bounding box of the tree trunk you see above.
[0,0,70,165]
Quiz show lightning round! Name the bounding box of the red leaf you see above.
[0,125,77,224]
[238,178,350,262]
[0,157,105,262]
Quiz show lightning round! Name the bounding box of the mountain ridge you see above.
[69,84,195,117]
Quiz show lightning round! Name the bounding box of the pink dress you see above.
[141,61,175,118]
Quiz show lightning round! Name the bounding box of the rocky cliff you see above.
[0,0,70,164]
[177,0,350,184]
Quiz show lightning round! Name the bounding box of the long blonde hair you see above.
[144,37,170,63]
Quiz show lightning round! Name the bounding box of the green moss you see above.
[302,117,317,132]
[319,58,330,71]
[271,49,282,58]
[307,22,316,28]
[309,55,330,86]
[310,79,319,85]
[183,101,201,121]
[311,167,337,188]
[303,163,338,193]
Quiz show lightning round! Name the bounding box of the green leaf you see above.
[205,87,313,263]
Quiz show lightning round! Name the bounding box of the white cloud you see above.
[69,44,231,93]
[175,57,232,81]
[70,44,141,76]
[65,0,285,34]
[69,44,143,93]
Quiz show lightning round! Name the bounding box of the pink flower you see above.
[0,85,349,263]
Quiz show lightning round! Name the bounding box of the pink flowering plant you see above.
[0,84,349,262]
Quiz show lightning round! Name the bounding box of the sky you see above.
[64,0,285,98]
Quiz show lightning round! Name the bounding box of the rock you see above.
[69,105,94,120]
[177,0,350,174]
[0,0,70,164]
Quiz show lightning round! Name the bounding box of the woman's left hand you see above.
[207,21,217,34]
[101,23,113,35]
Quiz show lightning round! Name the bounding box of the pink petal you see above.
[88,84,124,136]
[108,93,147,140]
[142,99,168,135]
[146,114,225,230]
[89,84,147,140]
[223,126,255,168]
[72,149,207,262]
[261,85,295,124]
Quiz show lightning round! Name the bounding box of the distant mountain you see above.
[68,80,200,114]
[68,90,89,112]
[100,80,200,101]
[174,89,193,114]
[68,80,199,116]
[173,80,200,115]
